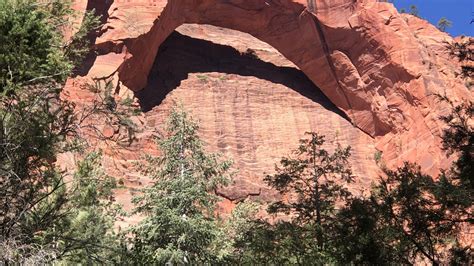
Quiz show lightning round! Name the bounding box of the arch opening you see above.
[135,28,346,121]
[120,0,367,134]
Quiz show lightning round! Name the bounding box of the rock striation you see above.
[63,0,472,209]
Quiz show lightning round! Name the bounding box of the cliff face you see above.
[63,0,471,211]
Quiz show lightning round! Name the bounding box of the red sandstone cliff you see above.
[62,0,472,212]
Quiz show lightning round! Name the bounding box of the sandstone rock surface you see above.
[63,0,472,211]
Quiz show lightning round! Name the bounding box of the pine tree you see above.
[399,5,420,17]
[0,0,98,95]
[0,0,118,264]
[332,98,473,264]
[127,105,233,264]
[0,84,74,264]
[52,152,121,264]
[409,5,420,17]
[238,132,353,264]
[437,17,453,32]
[439,96,473,191]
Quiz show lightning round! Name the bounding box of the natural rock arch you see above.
[120,0,379,134]
[118,0,421,137]
[136,29,345,116]
[134,24,382,200]
[73,0,471,174]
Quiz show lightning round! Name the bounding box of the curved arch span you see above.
[118,0,389,137]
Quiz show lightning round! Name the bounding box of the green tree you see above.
[0,91,120,262]
[372,163,469,264]
[237,132,353,264]
[0,86,75,264]
[215,201,261,264]
[53,151,121,264]
[0,0,66,93]
[332,197,395,264]
[125,105,233,264]
[409,5,420,17]
[437,17,453,32]
[439,97,473,191]
[400,5,420,17]
[333,98,473,264]
[437,97,473,262]
[0,0,99,94]
[0,0,120,264]
[333,168,471,264]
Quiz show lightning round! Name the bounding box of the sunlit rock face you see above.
[63,0,472,212]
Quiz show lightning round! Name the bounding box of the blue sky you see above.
[392,0,473,36]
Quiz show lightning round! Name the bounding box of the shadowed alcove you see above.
[135,31,346,121]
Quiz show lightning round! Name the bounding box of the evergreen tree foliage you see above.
[212,201,261,264]
[53,151,121,264]
[437,17,453,32]
[439,97,473,191]
[375,163,467,263]
[0,86,75,253]
[126,105,234,264]
[0,1,119,264]
[0,85,73,263]
[1,0,66,93]
[237,132,353,264]
[400,5,420,17]
[334,162,472,264]
[0,97,120,262]
[331,197,395,264]
[408,5,420,17]
[332,98,473,264]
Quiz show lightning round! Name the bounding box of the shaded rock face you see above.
[64,0,471,210]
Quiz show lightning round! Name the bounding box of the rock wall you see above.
[63,0,472,210]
